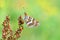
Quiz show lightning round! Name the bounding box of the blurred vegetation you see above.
[0,0,60,40]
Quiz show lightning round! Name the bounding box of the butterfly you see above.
[24,12,40,28]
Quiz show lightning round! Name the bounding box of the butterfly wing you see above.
[24,15,39,28]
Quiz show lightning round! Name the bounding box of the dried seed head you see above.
[6,16,10,21]
[2,16,13,40]
[7,36,13,40]
[18,16,24,25]
[2,16,24,40]
[19,16,22,19]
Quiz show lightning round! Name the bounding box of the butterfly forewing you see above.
[24,13,39,28]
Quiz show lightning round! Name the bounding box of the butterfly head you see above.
[24,12,28,16]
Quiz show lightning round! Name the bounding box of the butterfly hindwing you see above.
[24,13,39,28]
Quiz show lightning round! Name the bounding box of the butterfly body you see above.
[24,13,39,28]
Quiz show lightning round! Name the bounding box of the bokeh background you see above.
[0,0,60,40]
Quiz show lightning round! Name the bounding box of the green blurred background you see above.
[0,0,60,40]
